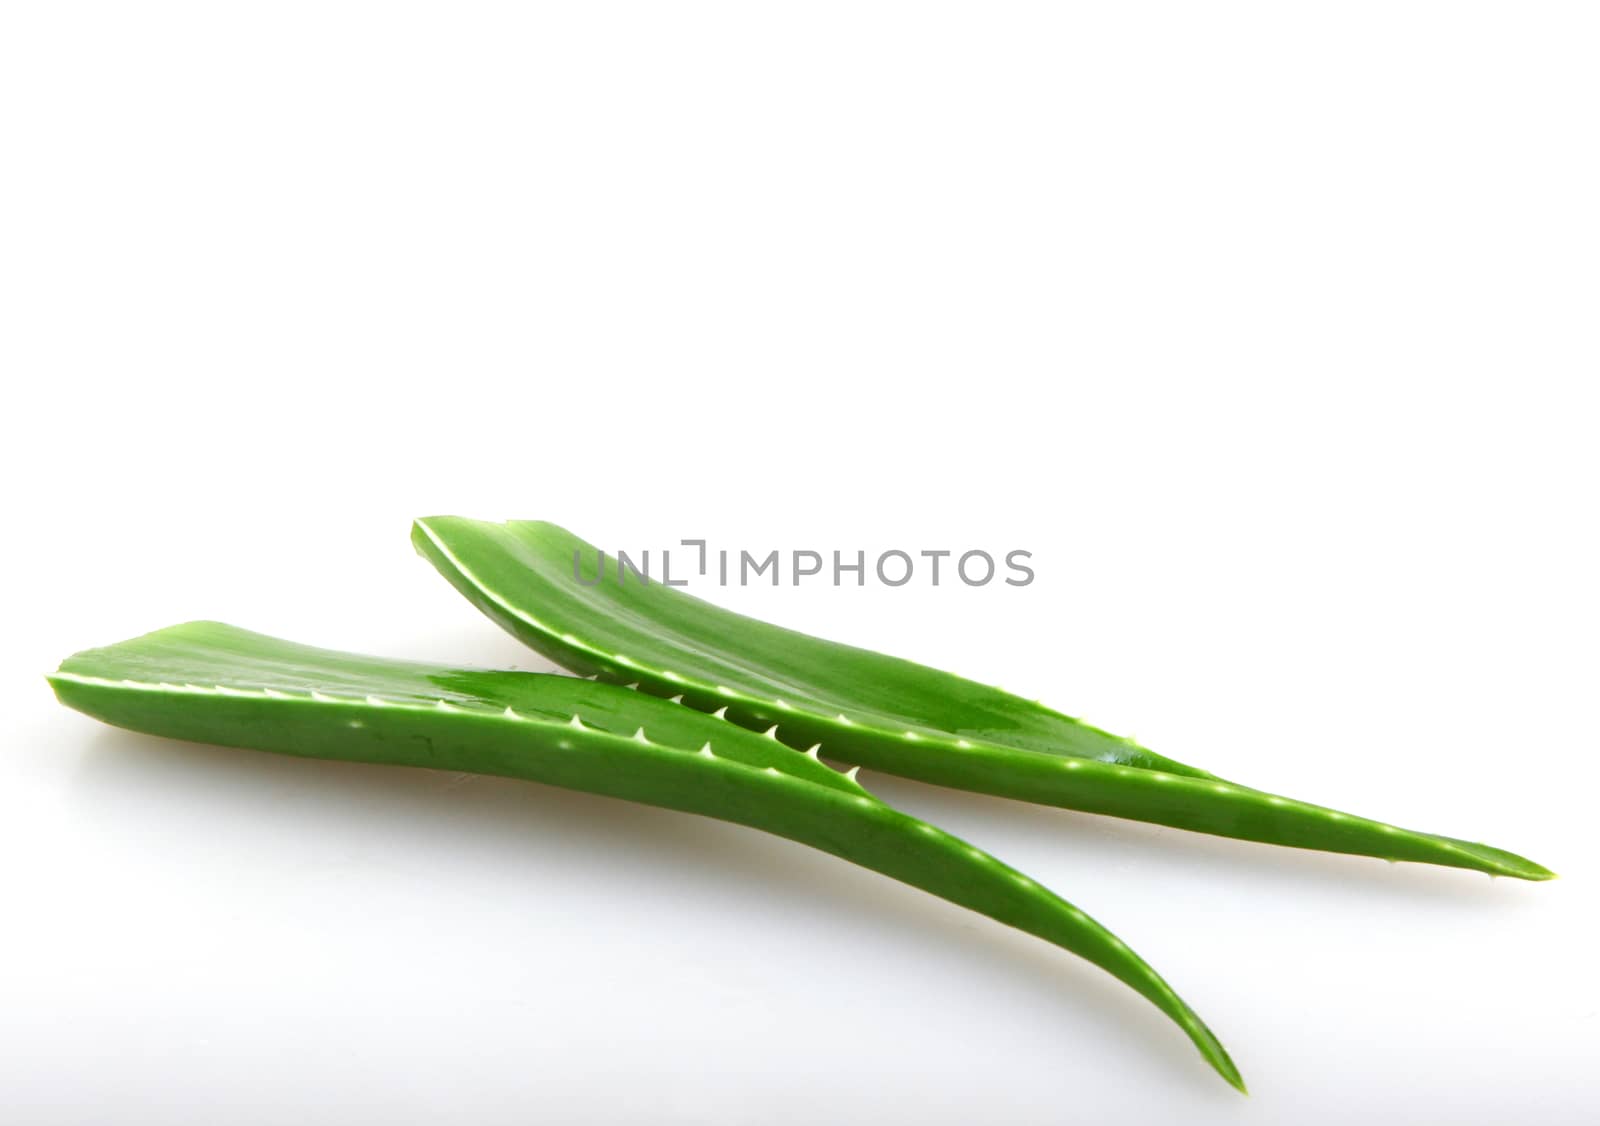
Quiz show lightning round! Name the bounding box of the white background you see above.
[3,3,1596,1123]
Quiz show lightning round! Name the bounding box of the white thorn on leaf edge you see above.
[803,744,822,760]
[762,725,780,739]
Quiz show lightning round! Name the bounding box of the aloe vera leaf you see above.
[413,516,1552,882]
[50,621,1246,1091]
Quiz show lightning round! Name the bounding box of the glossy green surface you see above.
[414,516,1552,881]
[50,621,1244,1091]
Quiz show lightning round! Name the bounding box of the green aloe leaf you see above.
[413,516,1552,882]
[50,621,1245,1091]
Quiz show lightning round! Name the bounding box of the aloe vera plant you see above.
[50,621,1244,1090]
[413,516,1552,881]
